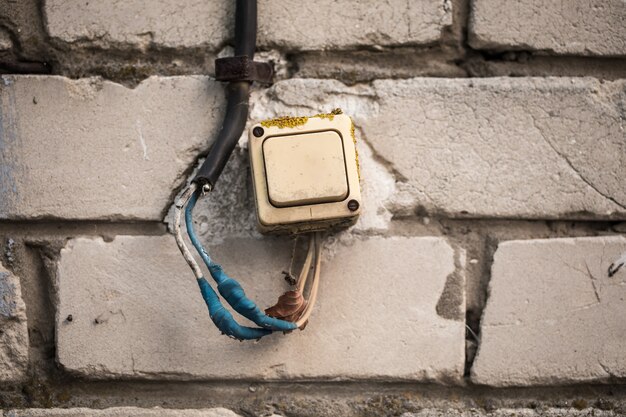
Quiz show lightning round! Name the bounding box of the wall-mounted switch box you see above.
[249,113,361,234]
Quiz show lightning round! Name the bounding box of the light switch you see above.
[249,112,361,234]
[263,130,349,207]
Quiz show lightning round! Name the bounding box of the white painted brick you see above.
[0,75,224,220]
[44,1,231,50]
[469,0,626,56]
[368,77,626,219]
[44,1,451,50]
[256,1,451,50]
[251,78,626,220]
[56,235,465,382]
[471,236,626,386]
[5,408,240,417]
[0,261,28,382]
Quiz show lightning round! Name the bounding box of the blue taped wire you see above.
[185,188,297,332]
[196,277,272,340]
[175,185,273,340]
[213,268,298,331]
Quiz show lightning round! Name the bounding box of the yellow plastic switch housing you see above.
[249,112,361,234]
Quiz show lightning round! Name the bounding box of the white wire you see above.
[174,183,203,279]
[295,232,322,329]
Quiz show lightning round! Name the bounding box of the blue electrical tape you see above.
[212,265,297,331]
[196,277,272,340]
[185,188,298,337]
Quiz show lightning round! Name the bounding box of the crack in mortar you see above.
[465,235,497,379]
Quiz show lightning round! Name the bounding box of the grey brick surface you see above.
[0,261,28,382]
[471,236,626,386]
[0,75,224,220]
[5,408,240,417]
[56,235,465,381]
[5,409,621,417]
[469,0,626,56]
[45,1,451,51]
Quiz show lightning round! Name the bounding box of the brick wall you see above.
[1,1,625,415]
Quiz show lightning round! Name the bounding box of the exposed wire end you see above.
[201,183,213,195]
[282,236,300,286]
[608,252,626,277]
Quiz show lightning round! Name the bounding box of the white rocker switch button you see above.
[262,131,349,207]
[249,112,361,234]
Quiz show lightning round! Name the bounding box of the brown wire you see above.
[296,232,322,329]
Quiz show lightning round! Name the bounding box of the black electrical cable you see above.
[193,0,257,187]
[233,0,257,58]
